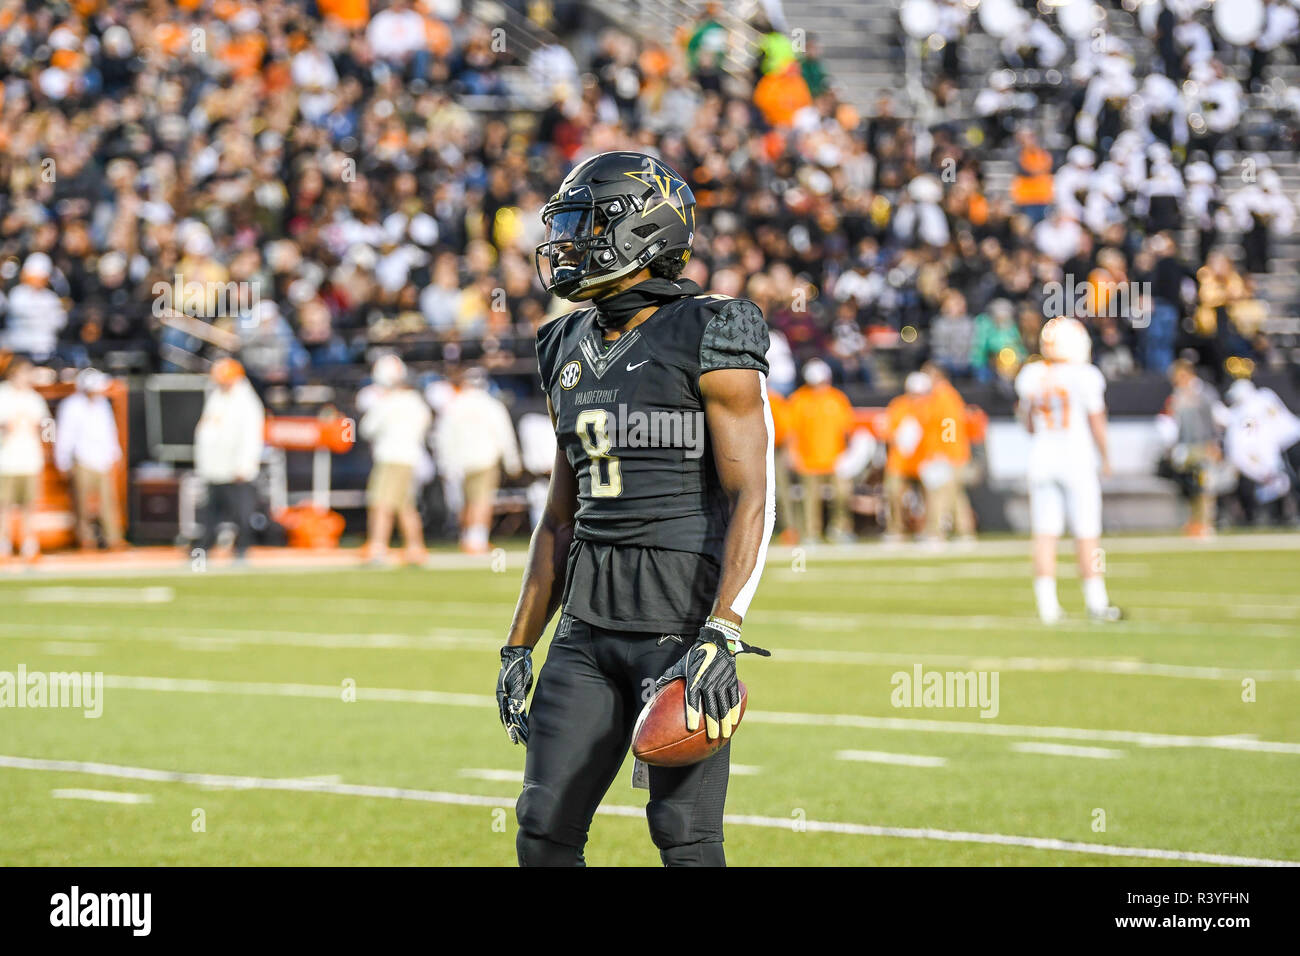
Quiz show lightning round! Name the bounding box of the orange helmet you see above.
[1040,317,1091,364]
[211,358,245,386]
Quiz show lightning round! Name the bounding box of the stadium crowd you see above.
[2,0,1300,553]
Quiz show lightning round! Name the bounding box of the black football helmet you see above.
[535,151,696,300]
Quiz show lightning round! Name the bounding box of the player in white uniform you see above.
[1014,317,1122,624]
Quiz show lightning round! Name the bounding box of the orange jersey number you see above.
[1031,386,1071,430]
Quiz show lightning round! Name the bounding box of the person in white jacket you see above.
[360,354,432,564]
[0,357,52,561]
[194,358,264,561]
[55,368,124,550]
[435,367,521,554]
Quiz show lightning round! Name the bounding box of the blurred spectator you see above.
[2,255,67,362]
[435,367,521,554]
[1223,377,1300,525]
[1193,252,1253,379]
[785,359,856,543]
[0,357,51,562]
[1159,360,1223,537]
[1137,234,1194,375]
[881,371,928,542]
[54,369,124,550]
[929,290,974,379]
[360,354,432,564]
[1010,130,1054,224]
[194,360,265,562]
[969,299,1025,383]
[920,362,976,542]
[1228,169,1297,275]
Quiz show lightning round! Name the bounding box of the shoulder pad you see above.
[536,307,595,393]
[699,298,770,377]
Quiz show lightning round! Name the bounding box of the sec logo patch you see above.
[559,360,582,390]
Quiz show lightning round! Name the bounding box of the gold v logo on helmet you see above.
[623,164,690,226]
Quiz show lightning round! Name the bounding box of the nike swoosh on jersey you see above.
[626,360,650,372]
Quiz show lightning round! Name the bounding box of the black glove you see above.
[656,617,769,741]
[496,646,533,745]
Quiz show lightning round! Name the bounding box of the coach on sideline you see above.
[194,359,265,563]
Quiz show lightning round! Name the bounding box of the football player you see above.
[496,151,775,866]
[1014,317,1122,624]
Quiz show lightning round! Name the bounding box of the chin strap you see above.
[592,277,702,330]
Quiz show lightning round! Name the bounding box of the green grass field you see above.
[1,535,1298,867]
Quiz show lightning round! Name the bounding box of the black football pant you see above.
[199,481,256,558]
[515,614,729,867]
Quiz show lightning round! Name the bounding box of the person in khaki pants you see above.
[881,372,930,542]
[919,361,977,543]
[786,359,857,543]
[435,366,521,555]
[361,354,433,565]
[0,357,52,562]
[55,369,124,550]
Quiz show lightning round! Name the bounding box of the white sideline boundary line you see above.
[86,674,1300,755]
[0,532,1295,585]
[24,587,174,605]
[1,754,1293,867]
[4,622,1296,681]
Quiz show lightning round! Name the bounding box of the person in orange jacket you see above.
[920,361,978,542]
[881,371,929,542]
[786,359,856,542]
[754,61,813,128]
[766,388,800,544]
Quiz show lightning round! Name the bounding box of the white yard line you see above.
[835,750,948,767]
[767,563,1152,582]
[77,674,1300,756]
[102,674,488,707]
[1011,742,1125,760]
[24,587,174,604]
[773,610,1297,640]
[0,622,499,651]
[749,709,1299,754]
[50,788,153,804]
[457,769,524,782]
[4,620,1295,677]
[40,642,102,656]
[770,648,1300,681]
[2,754,1292,867]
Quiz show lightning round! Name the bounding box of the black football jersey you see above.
[536,293,770,632]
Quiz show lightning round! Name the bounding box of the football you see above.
[631,678,748,767]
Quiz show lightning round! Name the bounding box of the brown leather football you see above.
[631,677,747,767]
